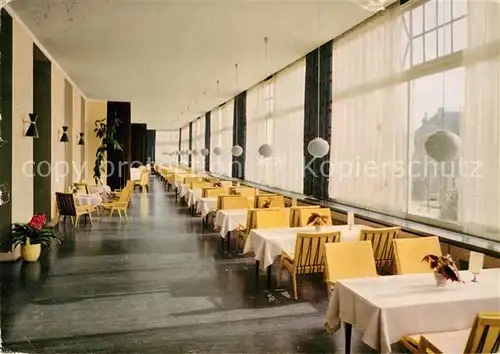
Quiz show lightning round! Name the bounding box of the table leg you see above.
[267,266,272,289]
[226,232,231,251]
[255,260,260,284]
[344,322,352,354]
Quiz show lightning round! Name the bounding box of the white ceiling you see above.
[9,0,373,129]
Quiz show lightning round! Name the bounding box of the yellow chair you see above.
[324,241,378,286]
[183,176,203,185]
[237,209,258,248]
[298,208,332,227]
[202,187,226,198]
[404,313,500,354]
[190,181,212,190]
[290,205,320,227]
[359,226,401,274]
[55,192,95,230]
[393,236,442,275]
[229,186,256,197]
[134,171,149,193]
[102,185,133,220]
[217,195,250,210]
[73,182,89,194]
[112,180,133,199]
[255,194,285,208]
[254,209,290,229]
[279,231,341,300]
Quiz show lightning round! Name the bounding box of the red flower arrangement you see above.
[422,254,462,283]
[28,214,46,231]
[11,213,61,247]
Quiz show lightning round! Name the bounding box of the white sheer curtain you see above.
[245,81,273,185]
[180,126,189,166]
[459,1,500,239]
[191,117,205,171]
[155,130,179,165]
[329,10,408,215]
[210,100,234,176]
[271,59,305,193]
[245,60,305,192]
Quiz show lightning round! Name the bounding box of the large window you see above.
[191,117,205,171]
[180,126,189,166]
[245,59,305,192]
[210,100,234,176]
[155,130,179,165]
[328,0,500,241]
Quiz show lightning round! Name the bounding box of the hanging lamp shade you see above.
[192,149,199,156]
[258,143,273,158]
[231,145,243,157]
[77,133,85,146]
[25,113,39,138]
[201,148,209,156]
[424,129,461,162]
[213,147,222,156]
[60,126,69,142]
[307,137,330,158]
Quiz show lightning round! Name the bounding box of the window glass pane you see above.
[409,68,464,222]
[452,18,466,52]
[452,0,467,19]
[443,0,452,23]
[437,0,446,25]
[413,36,424,65]
[412,6,424,36]
[425,30,438,61]
[443,24,452,55]
[425,0,437,31]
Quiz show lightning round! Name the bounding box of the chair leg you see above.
[118,209,123,220]
[75,216,80,230]
[88,212,93,226]
[109,209,115,220]
[278,260,284,286]
[70,216,74,225]
[123,209,128,220]
[292,273,298,301]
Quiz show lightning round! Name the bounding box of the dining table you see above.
[324,268,500,353]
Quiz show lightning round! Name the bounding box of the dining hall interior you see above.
[0,0,500,353]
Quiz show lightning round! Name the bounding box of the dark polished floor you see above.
[1,178,382,353]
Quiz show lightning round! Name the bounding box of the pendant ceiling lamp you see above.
[307,5,330,159]
[424,129,461,162]
[259,37,273,159]
[77,133,85,145]
[25,113,39,138]
[213,146,222,156]
[357,0,389,12]
[232,63,243,157]
[192,149,199,156]
[201,148,209,156]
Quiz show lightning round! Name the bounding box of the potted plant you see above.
[11,214,62,262]
[307,213,329,231]
[93,117,123,185]
[422,254,462,286]
[262,199,272,208]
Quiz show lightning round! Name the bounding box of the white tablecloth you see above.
[243,224,366,270]
[178,184,189,198]
[325,269,500,353]
[88,185,111,195]
[187,189,202,208]
[75,194,102,207]
[197,197,217,218]
[214,209,248,238]
[130,168,141,181]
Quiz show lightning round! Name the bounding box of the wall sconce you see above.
[60,126,69,142]
[77,133,84,145]
[25,113,39,138]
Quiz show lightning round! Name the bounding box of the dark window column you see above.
[107,101,131,191]
[33,45,52,217]
[147,129,156,163]
[303,41,332,200]
[232,91,246,179]
[205,112,211,171]
[178,128,181,165]
[188,122,193,167]
[131,123,147,166]
[0,9,12,247]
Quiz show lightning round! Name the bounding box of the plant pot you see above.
[434,272,448,287]
[21,242,41,262]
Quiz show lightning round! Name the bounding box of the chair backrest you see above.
[299,208,333,227]
[293,232,342,275]
[202,187,226,198]
[324,241,378,284]
[359,227,401,271]
[229,186,256,197]
[243,209,258,233]
[393,236,442,274]
[218,195,250,210]
[254,209,290,229]
[56,192,77,216]
[464,313,500,353]
[73,182,89,194]
[290,205,320,227]
[190,181,211,190]
[183,176,202,185]
[140,171,149,186]
[118,183,133,203]
[255,194,285,208]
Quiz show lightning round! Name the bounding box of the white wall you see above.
[11,17,33,222]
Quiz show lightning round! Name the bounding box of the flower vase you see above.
[21,239,41,262]
[434,272,448,287]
